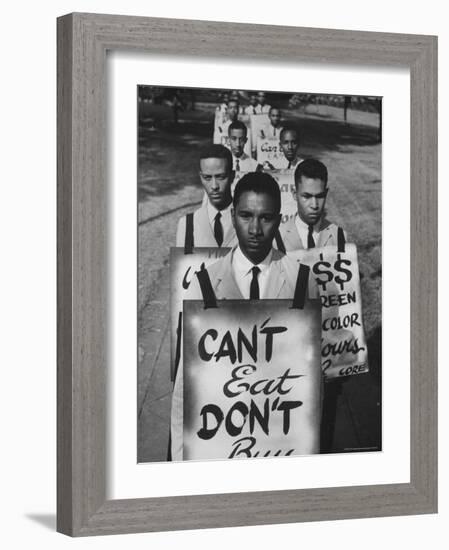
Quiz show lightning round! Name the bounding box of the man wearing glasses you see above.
[175,145,238,248]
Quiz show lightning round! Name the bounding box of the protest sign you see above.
[291,243,369,380]
[266,169,297,225]
[170,247,230,380]
[182,299,322,460]
[256,136,283,166]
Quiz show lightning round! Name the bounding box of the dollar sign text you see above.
[334,254,352,291]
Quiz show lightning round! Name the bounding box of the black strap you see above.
[291,263,310,310]
[274,230,286,254]
[337,226,346,253]
[173,311,182,381]
[196,263,218,309]
[184,213,194,254]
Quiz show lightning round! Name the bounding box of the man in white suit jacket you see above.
[171,172,314,460]
[175,144,238,249]
[278,158,346,251]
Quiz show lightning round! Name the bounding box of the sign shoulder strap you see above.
[291,263,310,310]
[196,263,218,309]
[337,226,346,253]
[184,213,194,254]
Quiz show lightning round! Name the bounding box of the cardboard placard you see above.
[257,136,282,166]
[170,247,231,380]
[292,244,369,380]
[182,299,322,460]
[265,169,297,225]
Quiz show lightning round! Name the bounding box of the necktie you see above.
[253,107,256,114]
[273,128,276,137]
[249,266,260,300]
[235,158,240,171]
[214,212,223,247]
[307,224,315,249]
[287,161,292,169]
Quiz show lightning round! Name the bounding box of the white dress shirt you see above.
[294,213,322,248]
[231,247,274,299]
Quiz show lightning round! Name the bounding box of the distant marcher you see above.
[245,92,259,115]
[277,126,303,169]
[213,99,240,145]
[263,125,302,170]
[228,121,259,172]
[254,91,271,114]
[259,107,283,139]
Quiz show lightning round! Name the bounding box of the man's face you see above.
[269,108,281,128]
[294,176,328,225]
[249,94,258,106]
[280,130,299,161]
[199,157,233,209]
[227,100,239,121]
[257,92,266,106]
[232,191,281,264]
[229,128,247,158]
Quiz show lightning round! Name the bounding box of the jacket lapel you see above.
[265,250,287,298]
[213,251,243,299]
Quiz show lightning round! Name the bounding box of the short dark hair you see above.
[294,158,328,188]
[280,125,299,142]
[233,172,281,213]
[199,144,233,172]
[269,106,280,115]
[228,120,248,137]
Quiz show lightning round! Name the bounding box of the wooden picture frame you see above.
[57,12,437,536]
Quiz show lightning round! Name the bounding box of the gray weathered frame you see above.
[57,12,438,536]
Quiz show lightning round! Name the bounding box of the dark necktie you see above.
[235,158,240,171]
[249,266,260,300]
[307,224,315,249]
[287,161,292,169]
[214,212,223,247]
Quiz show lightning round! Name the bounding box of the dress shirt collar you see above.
[294,212,322,234]
[233,246,273,276]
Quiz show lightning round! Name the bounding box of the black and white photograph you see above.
[137,85,382,463]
